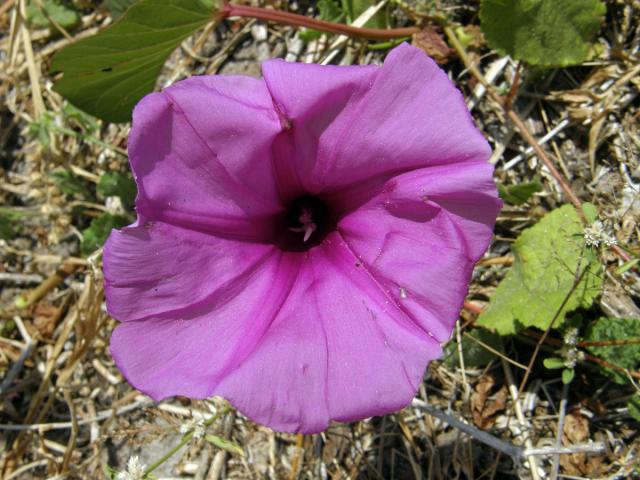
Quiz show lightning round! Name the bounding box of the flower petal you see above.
[262,43,490,195]
[261,59,378,196]
[216,236,441,433]
[129,75,284,238]
[104,221,276,321]
[109,247,298,400]
[338,162,501,341]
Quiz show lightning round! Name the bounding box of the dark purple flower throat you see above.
[281,195,335,251]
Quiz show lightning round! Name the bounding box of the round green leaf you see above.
[543,357,565,370]
[562,368,575,384]
[480,0,606,67]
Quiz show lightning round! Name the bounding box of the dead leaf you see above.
[32,303,61,338]
[560,411,604,476]
[471,376,508,428]
[412,27,452,65]
[564,411,589,444]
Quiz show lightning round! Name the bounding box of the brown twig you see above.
[578,338,640,347]
[506,110,582,210]
[17,0,46,121]
[582,352,640,379]
[462,331,528,370]
[521,330,640,380]
[477,256,514,267]
[503,60,523,111]
[60,389,78,474]
[0,0,14,19]
[463,301,483,315]
[19,262,77,309]
[443,26,583,212]
[288,433,305,480]
[517,266,589,397]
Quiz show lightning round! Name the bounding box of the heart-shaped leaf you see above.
[51,0,213,123]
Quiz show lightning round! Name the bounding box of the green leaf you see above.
[319,0,344,21]
[1,318,17,335]
[0,214,14,240]
[585,317,640,384]
[562,368,575,384]
[103,463,119,480]
[616,258,639,275]
[300,0,344,42]
[478,205,602,335]
[62,102,100,133]
[498,179,542,205]
[0,208,28,240]
[480,0,606,67]
[81,213,129,255]
[101,0,137,20]
[50,169,91,197]
[444,328,503,368]
[346,0,386,28]
[204,434,244,456]
[28,111,55,148]
[27,0,80,30]
[51,0,212,123]
[543,357,565,370]
[581,202,599,224]
[97,172,137,207]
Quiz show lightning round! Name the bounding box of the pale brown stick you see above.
[443,26,582,211]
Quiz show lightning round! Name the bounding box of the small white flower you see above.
[105,195,126,215]
[583,220,617,248]
[563,328,578,347]
[563,349,584,369]
[180,417,206,439]
[561,329,584,369]
[116,456,146,480]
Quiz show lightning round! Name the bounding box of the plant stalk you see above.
[220,3,420,40]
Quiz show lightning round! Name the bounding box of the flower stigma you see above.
[280,195,333,251]
[289,208,317,242]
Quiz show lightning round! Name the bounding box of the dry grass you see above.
[1,0,639,478]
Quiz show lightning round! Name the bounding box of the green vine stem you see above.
[220,2,420,40]
[143,431,194,477]
[143,407,229,477]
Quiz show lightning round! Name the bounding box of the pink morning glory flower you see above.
[103,43,501,433]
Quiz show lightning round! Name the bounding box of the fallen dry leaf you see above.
[472,375,508,428]
[32,303,61,338]
[412,27,452,65]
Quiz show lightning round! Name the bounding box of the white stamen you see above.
[289,209,317,242]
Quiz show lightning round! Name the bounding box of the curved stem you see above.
[144,432,193,476]
[220,3,420,40]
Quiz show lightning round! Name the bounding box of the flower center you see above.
[289,208,317,242]
[280,195,333,251]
